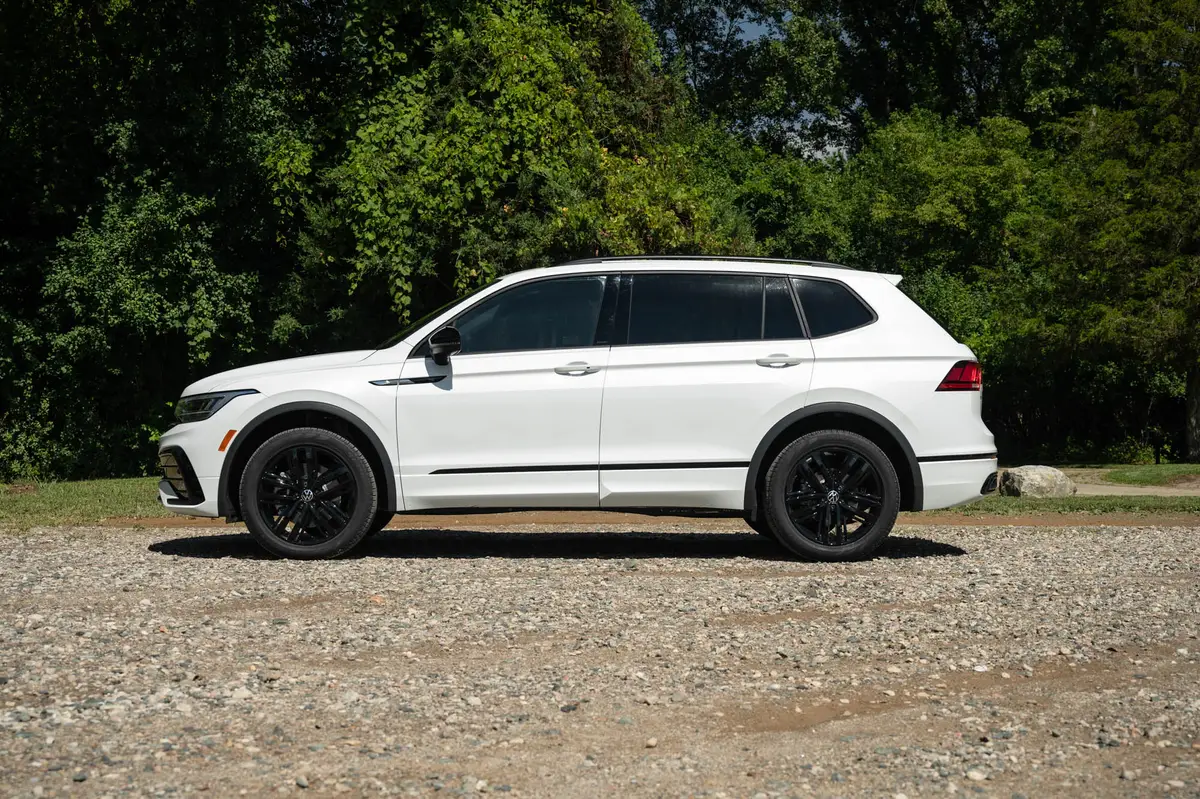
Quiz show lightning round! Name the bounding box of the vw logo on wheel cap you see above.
[301,488,315,503]
[826,489,840,504]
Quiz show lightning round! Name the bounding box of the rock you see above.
[998,466,1076,498]
[466,696,482,707]
[72,774,87,782]
[966,769,986,782]
[230,686,253,700]
[1121,770,1137,781]
[295,775,309,788]
[645,738,658,748]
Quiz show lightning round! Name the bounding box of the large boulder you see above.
[998,465,1077,498]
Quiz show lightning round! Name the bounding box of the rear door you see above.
[598,272,815,510]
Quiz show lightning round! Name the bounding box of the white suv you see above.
[158,256,997,560]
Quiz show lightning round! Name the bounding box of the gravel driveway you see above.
[1,519,1198,797]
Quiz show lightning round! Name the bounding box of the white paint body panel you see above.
[157,258,997,520]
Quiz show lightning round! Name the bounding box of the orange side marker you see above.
[218,429,237,452]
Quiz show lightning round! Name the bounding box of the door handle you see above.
[554,362,601,376]
[756,354,803,368]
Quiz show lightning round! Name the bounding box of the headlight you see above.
[174,389,259,423]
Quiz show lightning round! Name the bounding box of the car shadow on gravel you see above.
[148,530,966,561]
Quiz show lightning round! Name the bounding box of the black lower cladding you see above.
[784,446,883,547]
[981,471,999,494]
[256,445,359,546]
[158,447,205,505]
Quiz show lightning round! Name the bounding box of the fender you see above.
[217,401,397,517]
[743,402,924,518]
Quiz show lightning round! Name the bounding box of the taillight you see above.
[937,360,982,391]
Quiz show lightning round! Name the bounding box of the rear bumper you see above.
[919,457,998,510]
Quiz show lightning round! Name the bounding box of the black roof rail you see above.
[562,254,855,270]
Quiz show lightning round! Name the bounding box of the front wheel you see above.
[240,427,378,559]
[763,429,900,561]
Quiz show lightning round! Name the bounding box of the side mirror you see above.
[428,325,462,366]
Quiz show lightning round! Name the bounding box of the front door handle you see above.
[554,362,601,376]
[756,354,803,368]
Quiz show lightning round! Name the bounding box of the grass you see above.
[1102,463,1200,487]
[0,477,169,527]
[2,477,1199,530]
[915,494,1200,517]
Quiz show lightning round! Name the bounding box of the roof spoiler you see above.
[882,273,902,286]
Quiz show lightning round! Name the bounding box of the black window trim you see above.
[616,270,815,348]
[791,275,879,339]
[407,271,617,359]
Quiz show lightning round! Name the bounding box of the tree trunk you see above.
[1189,362,1200,462]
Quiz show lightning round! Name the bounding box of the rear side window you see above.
[793,278,875,337]
[628,274,762,345]
[764,277,805,339]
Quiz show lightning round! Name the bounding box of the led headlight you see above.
[174,389,259,423]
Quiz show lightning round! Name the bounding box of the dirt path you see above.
[1,521,1198,797]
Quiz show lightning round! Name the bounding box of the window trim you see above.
[791,275,878,339]
[617,270,812,348]
[407,272,617,359]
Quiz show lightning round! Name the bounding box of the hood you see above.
[182,350,374,395]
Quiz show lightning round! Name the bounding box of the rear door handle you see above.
[554,362,601,376]
[756,354,803,368]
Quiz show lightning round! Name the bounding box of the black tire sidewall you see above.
[240,427,378,559]
[764,430,900,561]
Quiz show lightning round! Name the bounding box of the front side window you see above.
[453,275,608,354]
[627,273,763,345]
[793,278,875,337]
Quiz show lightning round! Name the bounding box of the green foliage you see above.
[5,0,1200,479]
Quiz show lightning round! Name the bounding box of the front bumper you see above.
[156,422,231,518]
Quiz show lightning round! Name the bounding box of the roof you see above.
[493,255,901,286]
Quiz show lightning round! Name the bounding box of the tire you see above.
[763,429,900,561]
[240,427,378,559]
[365,510,393,537]
[743,514,778,540]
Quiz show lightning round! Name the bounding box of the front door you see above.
[396,274,614,509]
[599,272,815,510]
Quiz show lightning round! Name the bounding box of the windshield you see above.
[375,284,490,350]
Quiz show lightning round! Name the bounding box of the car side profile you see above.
[158,256,997,561]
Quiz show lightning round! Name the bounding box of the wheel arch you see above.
[218,401,397,519]
[744,403,923,519]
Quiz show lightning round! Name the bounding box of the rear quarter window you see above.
[793,278,875,337]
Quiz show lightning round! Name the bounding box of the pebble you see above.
[295,776,309,788]
[645,738,658,749]
[966,770,986,782]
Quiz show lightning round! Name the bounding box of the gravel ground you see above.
[1,519,1198,798]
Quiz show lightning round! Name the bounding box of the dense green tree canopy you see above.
[2,0,1199,479]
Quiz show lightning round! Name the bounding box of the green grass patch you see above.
[1102,463,1200,487]
[0,477,170,528]
[917,494,1200,516]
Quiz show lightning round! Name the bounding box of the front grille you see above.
[159,447,204,505]
[980,471,998,495]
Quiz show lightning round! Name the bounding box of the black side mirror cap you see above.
[428,325,462,366]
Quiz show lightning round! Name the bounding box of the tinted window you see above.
[793,278,874,337]
[628,274,762,345]
[764,277,805,339]
[454,275,607,354]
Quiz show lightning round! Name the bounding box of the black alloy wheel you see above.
[763,430,900,561]
[258,445,357,544]
[240,427,378,559]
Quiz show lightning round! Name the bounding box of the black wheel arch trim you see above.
[217,401,397,517]
[744,402,924,519]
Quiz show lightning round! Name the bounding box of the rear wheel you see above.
[240,427,378,559]
[763,429,899,561]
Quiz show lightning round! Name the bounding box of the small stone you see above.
[887,665,902,674]
[645,738,658,748]
[72,774,87,783]
[230,686,253,700]
[295,776,309,788]
[466,696,482,707]
[1121,770,1137,781]
[967,769,986,782]
[1167,780,1185,789]
[560,703,578,713]
[973,665,988,672]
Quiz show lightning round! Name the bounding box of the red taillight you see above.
[937,360,982,391]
